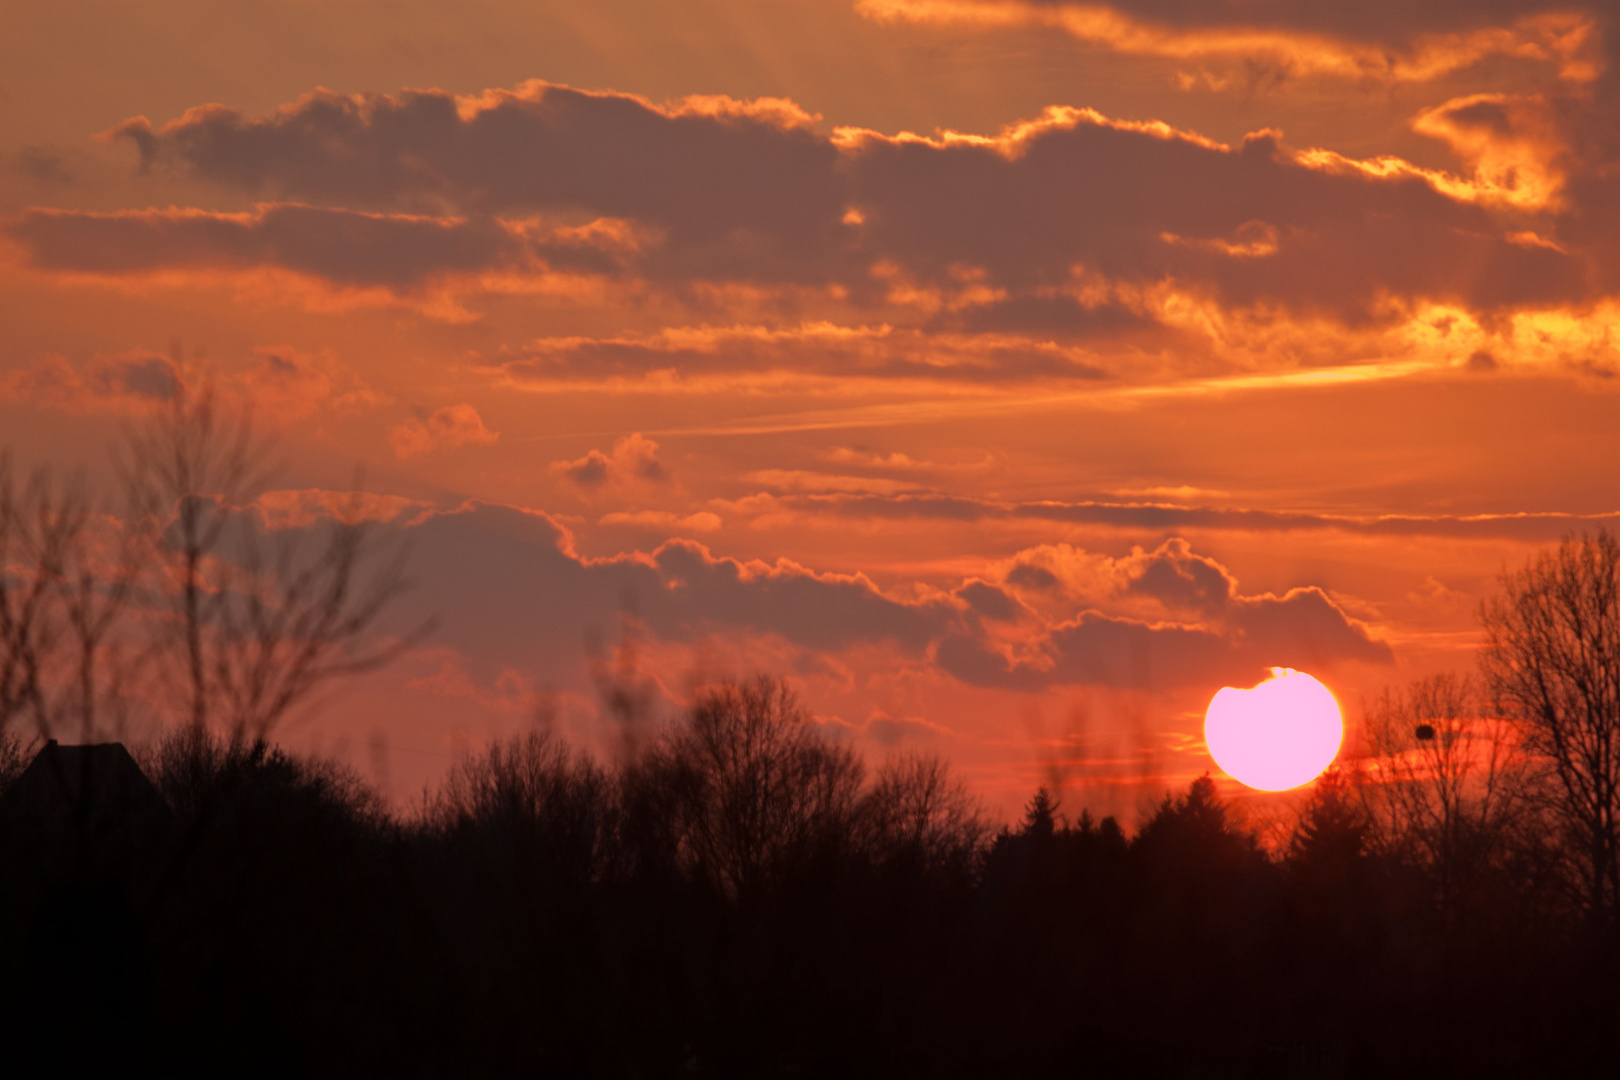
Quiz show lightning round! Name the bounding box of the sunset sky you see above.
[4,0,1618,816]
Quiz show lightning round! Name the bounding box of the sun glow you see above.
[1204,668,1343,791]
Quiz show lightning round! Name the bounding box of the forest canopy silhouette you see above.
[2,385,1620,1077]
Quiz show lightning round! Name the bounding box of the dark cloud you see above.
[936,583,1389,691]
[497,325,1113,385]
[11,145,76,187]
[843,121,1586,316]
[107,83,847,285]
[2,204,635,290]
[1124,537,1235,614]
[206,498,1386,696]
[550,435,670,490]
[1011,0,1586,43]
[954,580,1023,621]
[378,502,955,669]
[53,81,1591,326]
[1229,587,1391,668]
[929,294,1158,340]
[0,351,179,412]
[1006,563,1061,591]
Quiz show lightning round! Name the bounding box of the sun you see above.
[1203,668,1343,791]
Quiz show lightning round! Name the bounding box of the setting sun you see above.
[1204,668,1343,791]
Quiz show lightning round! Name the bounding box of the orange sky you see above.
[4,0,1619,818]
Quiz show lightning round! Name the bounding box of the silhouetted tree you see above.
[0,458,146,744]
[121,376,427,753]
[1481,530,1620,926]
[1286,770,1381,960]
[642,675,865,900]
[1290,768,1369,872]
[430,728,613,881]
[0,727,29,789]
[861,752,987,876]
[1023,785,1060,840]
[1362,673,1533,918]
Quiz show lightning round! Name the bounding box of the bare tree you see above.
[0,456,140,742]
[861,752,987,874]
[431,729,613,880]
[645,676,865,899]
[122,378,427,752]
[0,456,68,733]
[1480,530,1620,925]
[121,377,262,732]
[1360,673,1528,913]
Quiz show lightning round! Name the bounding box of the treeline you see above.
[1,674,1617,1078]
[5,383,1620,1074]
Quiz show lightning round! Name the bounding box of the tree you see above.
[1021,786,1060,842]
[1480,530,1620,926]
[0,456,71,734]
[1361,673,1528,915]
[0,456,144,743]
[1290,770,1367,865]
[122,377,426,752]
[643,675,864,899]
[431,729,612,882]
[860,752,987,875]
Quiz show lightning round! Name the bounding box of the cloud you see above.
[1121,537,1236,615]
[936,539,1391,691]
[954,580,1026,621]
[763,490,1620,542]
[104,82,843,284]
[252,488,426,529]
[855,1,1602,85]
[864,711,954,745]
[11,145,76,187]
[599,510,723,532]
[550,434,670,489]
[59,81,1589,331]
[1411,93,1571,211]
[938,584,1389,691]
[0,351,178,413]
[492,323,1116,387]
[389,404,499,459]
[236,346,390,421]
[0,347,393,427]
[370,501,956,669]
[202,497,1388,712]
[1,203,641,294]
[742,470,919,495]
[839,113,1585,316]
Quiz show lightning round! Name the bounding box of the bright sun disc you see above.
[1204,668,1343,791]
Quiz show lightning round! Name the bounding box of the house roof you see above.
[0,740,173,841]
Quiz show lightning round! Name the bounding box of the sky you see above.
[4,0,1619,817]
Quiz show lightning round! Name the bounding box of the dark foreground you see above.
[1,690,1616,1078]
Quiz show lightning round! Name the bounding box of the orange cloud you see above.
[493,323,1114,390]
[551,434,671,490]
[855,1,1601,85]
[731,489,1620,544]
[389,404,499,459]
[0,350,177,414]
[12,80,1605,399]
[599,510,723,532]
[2,203,647,321]
[253,488,426,529]
[236,346,390,422]
[1412,93,1571,211]
[36,82,1589,337]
